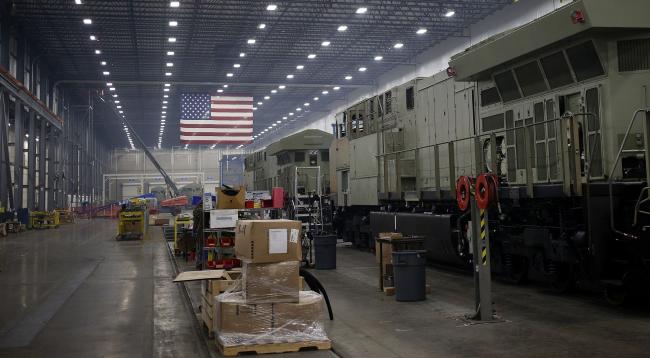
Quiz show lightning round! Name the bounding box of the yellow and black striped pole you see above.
[480,209,488,266]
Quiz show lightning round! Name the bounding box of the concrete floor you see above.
[1,220,650,358]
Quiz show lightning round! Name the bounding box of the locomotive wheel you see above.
[505,255,528,284]
[604,283,628,306]
[550,264,575,293]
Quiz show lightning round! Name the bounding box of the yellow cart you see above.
[116,210,145,240]
[30,211,60,229]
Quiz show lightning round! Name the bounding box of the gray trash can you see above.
[314,234,337,269]
[392,250,427,301]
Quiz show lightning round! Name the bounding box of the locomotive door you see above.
[559,88,603,195]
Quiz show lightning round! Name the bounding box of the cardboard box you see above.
[210,209,239,228]
[242,260,300,304]
[215,293,273,335]
[235,220,302,263]
[217,186,246,209]
[273,291,324,333]
[375,232,403,264]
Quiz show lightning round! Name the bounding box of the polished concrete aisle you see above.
[312,245,650,358]
[0,220,208,358]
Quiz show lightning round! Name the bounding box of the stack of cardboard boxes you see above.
[213,219,329,348]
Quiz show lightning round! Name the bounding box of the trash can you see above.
[392,250,427,301]
[314,234,337,269]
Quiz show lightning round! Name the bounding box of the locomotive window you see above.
[385,91,392,114]
[494,70,521,102]
[358,113,364,133]
[294,151,305,163]
[540,52,574,89]
[351,114,357,133]
[505,110,514,145]
[480,87,501,107]
[514,61,548,97]
[309,153,318,166]
[534,102,545,141]
[368,98,375,121]
[566,41,605,81]
[321,150,329,162]
[340,113,347,138]
[481,113,505,132]
[406,87,415,110]
[618,38,650,72]
[378,94,384,116]
[546,99,556,138]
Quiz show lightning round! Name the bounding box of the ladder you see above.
[292,166,323,233]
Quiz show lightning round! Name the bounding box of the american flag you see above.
[180,93,253,144]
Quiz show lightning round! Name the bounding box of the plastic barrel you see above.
[392,250,427,301]
[314,234,338,269]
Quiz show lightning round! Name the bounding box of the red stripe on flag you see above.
[211,108,253,113]
[180,123,253,128]
[181,140,252,144]
[211,100,254,105]
[180,131,251,136]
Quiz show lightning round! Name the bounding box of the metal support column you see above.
[27,110,36,210]
[38,119,47,209]
[13,100,24,209]
[0,90,8,210]
[47,131,56,209]
[470,198,494,321]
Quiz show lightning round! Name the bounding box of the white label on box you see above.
[268,229,288,254]
[290,229,299,244]
[209,209,238,228]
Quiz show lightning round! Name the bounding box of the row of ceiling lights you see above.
[77,0,135,149]
[249,5,455,145]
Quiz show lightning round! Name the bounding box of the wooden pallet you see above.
[217,339,331,356]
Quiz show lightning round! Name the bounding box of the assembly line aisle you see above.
[2,220,650,358]
[0,220,207,358]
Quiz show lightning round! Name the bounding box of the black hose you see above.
[299,268,334,320]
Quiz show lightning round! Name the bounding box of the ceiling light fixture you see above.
[258,23,266,29]
[296,65,304,70]
[264,96,270,100]
[356,7,367,14]
[217,89,223,93]
[89,35,97,40]
[282,116,287,120]
[393,43,404,49]
[247,39,256,44]
[337,25,348,32]
[358,67,367,72]
[266,4,277,11]
[164,88,170,92]
[304,102,310,106]
[278,85,286,89]
[226,73,234,77]
[164,83,171,87]
[233,63,241,68]
[165,72,172,76]
[333,86,340,90]
[257,101,263,105]
[271,90,277,93]
[345,75,352,80]
[103,71,110,75]
[167,51,175,56]
[444,10,455,17]
[313,97,319,101]
[416,28,427,35]
[321,41,330,47]
[374,55,383,61]
[296,108,302,111]
[289,112,294,116]
[170,1,180,8]
[166,62,174,67]
[164,95,169,98]
[308,54,316,59]
[95,49,101,54]
[100,61,106,65]
[169,20,178,27]
[75,0,82,4]
[322,90,329,94]
[223,84,228,88]
[286,74,294,79]
[168,37,176,42]
[239,52,246,57]
[83,18,92,25]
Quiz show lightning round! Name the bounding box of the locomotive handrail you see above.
[374,113,592,158]
[608,108,650,241]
